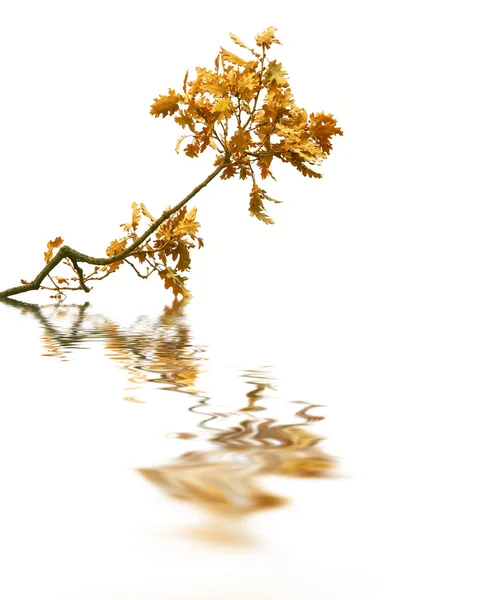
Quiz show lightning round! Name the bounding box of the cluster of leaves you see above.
[11,26,342,302]
[39,203,203,300]
[103,202,203,298]
[151,26,343,224]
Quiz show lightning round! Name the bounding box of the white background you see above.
[0,1,484,599]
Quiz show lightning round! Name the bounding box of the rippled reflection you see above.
[140,385,333,515]
[1,296,334,517]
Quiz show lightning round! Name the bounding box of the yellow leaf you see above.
[173,220,200,237]
[220,48,252,67]
[159,268,191,298]
[106,238,127,258]
[249,184,274,224]
[229,33,250,51]
[184,141,200,158]
[131,202,142,230]
[174,114,193,128]
[150,89,183,118]
[233,71,259,102]
[263,61,288,88]
[185,206,197,221]
[175,241,191,271]
[255,26,281,49]
[44,236,64,263]
[211,97,234,119]
[107,259,123,273]
[140,203,156,223]
[198,80,228,97]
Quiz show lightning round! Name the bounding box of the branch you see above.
[0,160,227,299]
[71,260,91,293]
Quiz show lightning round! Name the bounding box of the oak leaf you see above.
[174,241,191,271]
[211,98,234,120]
[107,260,124,273]
[140,203,156,223]
[106,238,128,257]
[249,184,274,224]
[150,89,183,118]
[44,237,64,263]
[130,202,142,231]
[220,48,252,68]
[174,114,193,129]
[229,33,250,51]
[263,61,289,88]
[255,26,281,49]
[159,268,190,298]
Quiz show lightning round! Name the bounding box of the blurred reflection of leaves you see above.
[140,369,334,517]
[1,296,335,521]
[0,296,202,398]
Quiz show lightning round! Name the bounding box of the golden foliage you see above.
[35,28,342,301]
[102,203,203,299]
[151,27,342,226]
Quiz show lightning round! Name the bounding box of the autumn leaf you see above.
[159,268,190,298]
[174,114,193,129]
[173,211,200,237]
[107,259,124,273]
[174,241,191,271]
[220,48,252,68]
[184,141,200,158]
[231,71,259,102]
[263,61,289,88]
[211,97,234,120]
[256,154,275,180]
[308,112,344,155]
[249,184,274,224]
[150,89,183,118]
[255,26,281,49]
[220,164,237,179]
[131,202,142,231]
[185,206,197,221]
[140,203,156,223]
[44,237,64,263]
[106,238,128,257]
[197,70,229,97]
[229,33,250,51]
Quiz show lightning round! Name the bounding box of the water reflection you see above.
[1,296,334,518]
[141,378,333,515]
[2,296,203,399]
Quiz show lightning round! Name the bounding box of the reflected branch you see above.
[1,298,335,522]
[0,295,203,396]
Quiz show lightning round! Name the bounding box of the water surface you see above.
[2,292,480,600]
[1,297,334,520]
